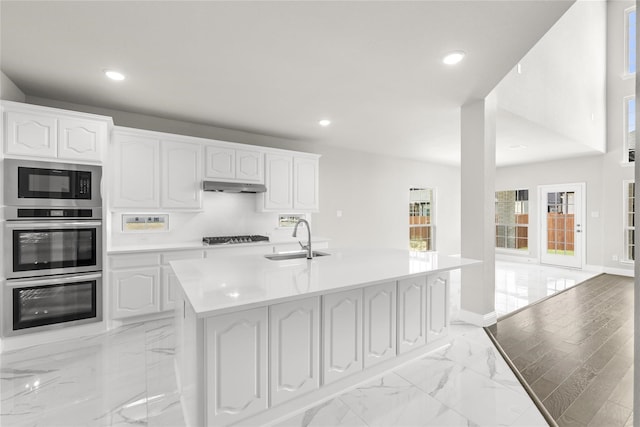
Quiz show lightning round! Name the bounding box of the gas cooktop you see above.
[202,235,270,245]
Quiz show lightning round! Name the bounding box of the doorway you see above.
[539,183,585,269]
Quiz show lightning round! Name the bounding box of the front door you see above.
[539,183,585,269]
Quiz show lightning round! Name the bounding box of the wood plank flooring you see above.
[486,274,634,427]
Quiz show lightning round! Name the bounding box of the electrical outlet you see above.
[612,254,618,261]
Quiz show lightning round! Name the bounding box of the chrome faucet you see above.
[292,219,312,259]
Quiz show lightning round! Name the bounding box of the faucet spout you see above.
[292,219,312,259]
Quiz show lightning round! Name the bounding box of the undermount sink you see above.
[264,251,330,261]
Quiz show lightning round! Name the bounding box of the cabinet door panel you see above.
[206,308,268,426]
[236,149,263,182]
[204,146,235,179]
[322,288,363,384]
[269,297,320,406]
[111,267,160,319]
[264,154,293,210]
[58,118,105,162]
[5,111,57,157]
[427,273,449,343]
[363,282,396,367]
[162,140,202,209]
[161,266,179,311]
[397,276,427,354]
[293,157,319,210]
[112,135,160,208]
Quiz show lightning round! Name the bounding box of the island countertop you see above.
[170,248,479,318]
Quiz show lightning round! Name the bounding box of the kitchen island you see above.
[171,248,478,427]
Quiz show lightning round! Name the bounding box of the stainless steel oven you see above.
[4,220,102,279]
[3,272,102,337]
[4,158,102,209]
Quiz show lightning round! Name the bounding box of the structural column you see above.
[460,95,497,326]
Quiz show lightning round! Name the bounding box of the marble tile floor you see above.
[1,318,549,427]
[449,261,600,320]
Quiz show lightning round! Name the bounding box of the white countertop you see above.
[107,236,330,254]
[170,248,479,318]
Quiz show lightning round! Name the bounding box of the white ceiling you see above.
[1,0,604,167]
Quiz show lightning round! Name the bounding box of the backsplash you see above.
[108,192,308,248]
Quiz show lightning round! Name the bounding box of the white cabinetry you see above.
[363,282,396,367]
[109,250,204,319]
[161,139,202,209]
[293,156,319,210]
[112,134,160,208]
[111,127,202,210]
[427,273,450,343]
[259,152,319,212]
[205,144,263,183]
[111,267,161,319]
[322,288,363,384]
[397,276,427,354]
[110,253,162,319]
[205,307,268,426]
[269,297,320,406]
[263,153,293,210]
[2,101,110,162]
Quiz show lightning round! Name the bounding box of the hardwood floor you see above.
[486,274,634,427]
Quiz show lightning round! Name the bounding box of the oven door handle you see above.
[6,272,103,287]
[5,221,102,229]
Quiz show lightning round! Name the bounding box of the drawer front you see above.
[109,253,160,269]
[161,250,205,265]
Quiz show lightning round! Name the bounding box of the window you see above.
[409,188,434,251]
[626,7,636,75]
[624,181,635,261]
[625,96,635,162]
[495,189,529,251]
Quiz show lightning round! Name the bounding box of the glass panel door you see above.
[540,184,584,268]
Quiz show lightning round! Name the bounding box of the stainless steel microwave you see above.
[4,159,102,209]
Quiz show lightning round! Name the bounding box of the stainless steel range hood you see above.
[203,181,267,193]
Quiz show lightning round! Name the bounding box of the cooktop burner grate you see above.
[202,235,270,245]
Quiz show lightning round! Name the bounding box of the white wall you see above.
[313,144,461,255]
[24,96,461,254]
[0,70,25,102]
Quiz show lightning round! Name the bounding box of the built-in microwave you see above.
[3,159,102,211]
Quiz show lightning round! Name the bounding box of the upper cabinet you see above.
[259,152,319,212]
[111,127,202,210]
[2,101,111,163]
[204,143,263,183]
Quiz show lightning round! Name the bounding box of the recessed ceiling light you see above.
[104,70,125,81]
[443,51,466,65]
[318,119,331,127]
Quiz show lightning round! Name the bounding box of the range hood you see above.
[203,181,267,193]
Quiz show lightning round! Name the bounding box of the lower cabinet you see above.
[397,276,427,354]
[205,307,268,426]
[269,297,320,406]
[427,273,450,343]
[363,282,396,367]
[109,250,204,320]
[183,271,453,426]
[111,267,161,318]
[322,288,363,384]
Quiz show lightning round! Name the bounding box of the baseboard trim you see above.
[458,309,497,327]
[602,266,634,277]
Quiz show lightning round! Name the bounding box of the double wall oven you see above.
[3,159,103,337]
